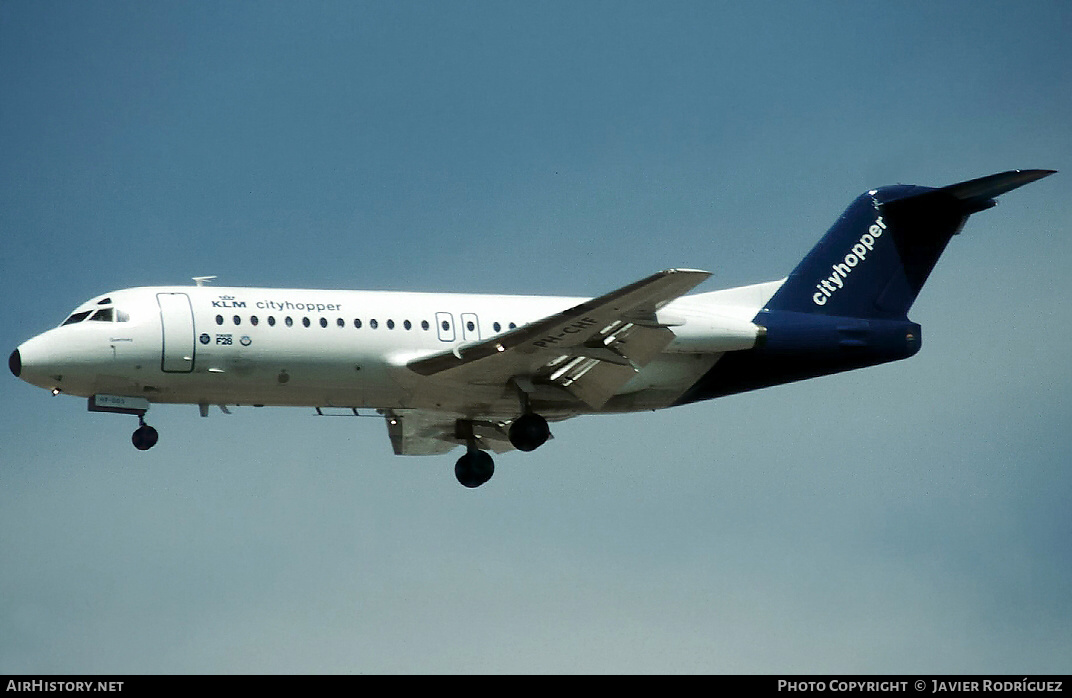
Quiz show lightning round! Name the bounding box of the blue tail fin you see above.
[763,170,1055,320]
[673,170,1054,406]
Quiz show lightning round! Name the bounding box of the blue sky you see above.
[2,1,1070,673]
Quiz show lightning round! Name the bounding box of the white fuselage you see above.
[15,282,775,421]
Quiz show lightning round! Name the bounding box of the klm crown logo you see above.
[212,295,246,308]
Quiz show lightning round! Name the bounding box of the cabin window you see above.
[509,322,517,329]
[353,319,362,329]
[403,320,412,330]
[386,319,395,330]
[370,319,378,329]
[466,320,475,332]
[337,318,345,328]
[302,317,311,328]
[233,315,241,326]
[285,316,294,327]
[493,322,501,332]
[319,317,328,328]
[268,316,276,326]
[215,315,224,326]
[441,320,450,331]
[250,316,259,326]
[421,320,430,331]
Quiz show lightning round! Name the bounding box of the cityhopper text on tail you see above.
[10,170,1055,487]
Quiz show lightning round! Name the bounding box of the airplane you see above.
[9,169,1054,487]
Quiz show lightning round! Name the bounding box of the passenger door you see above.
[157,293,195,372]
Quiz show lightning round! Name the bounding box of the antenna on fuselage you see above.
[192,276,217,287]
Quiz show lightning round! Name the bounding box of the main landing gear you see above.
[453,413,552,488]
[455,448,494,488]
[454,419,494,488]
[508,413,551,452]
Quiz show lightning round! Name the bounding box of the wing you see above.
[406,268,711,409]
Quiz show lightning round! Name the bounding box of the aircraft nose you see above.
[9,348,20,378]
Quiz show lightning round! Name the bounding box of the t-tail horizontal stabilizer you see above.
[939,169,1057,213]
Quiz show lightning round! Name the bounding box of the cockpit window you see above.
[62,306,129,325]
[61,310,93,326]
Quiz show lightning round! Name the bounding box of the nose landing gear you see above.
[132,417,159,451]
[87,395,158,451]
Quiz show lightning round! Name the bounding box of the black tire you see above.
[455,450,494,488]
[132,424,159,451]
[509,413,550,452]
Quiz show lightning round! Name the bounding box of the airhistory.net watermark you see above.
[6,682,122,692]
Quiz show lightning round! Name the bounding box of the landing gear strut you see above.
[454,419,494,487]
[132,416,159,451]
